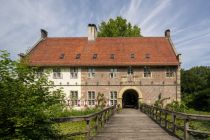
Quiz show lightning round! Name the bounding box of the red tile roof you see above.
[26,37,180,66]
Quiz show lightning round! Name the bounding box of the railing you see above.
[52,105,116,139]
[141,104,210,140]
[65,99,116,108]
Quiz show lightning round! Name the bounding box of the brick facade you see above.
[80,66,180,107]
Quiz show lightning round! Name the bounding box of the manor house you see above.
[22,24,181,108]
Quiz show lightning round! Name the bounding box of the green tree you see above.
[0,50,64,139]
[207,72,210,87]
[190,89,210,111]
[97,16,142,37]
[181,66,210,96]
[181,66,210,110]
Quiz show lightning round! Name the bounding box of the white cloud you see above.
[0,0,209,69]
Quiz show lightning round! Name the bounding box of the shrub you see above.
[46,104,101,118]
[165,101,187,112]
[0,51,64,139]
[189,88,210,112]
[96,92,107,109]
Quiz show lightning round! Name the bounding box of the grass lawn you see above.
[51,107,101,140]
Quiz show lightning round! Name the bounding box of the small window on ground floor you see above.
[88,91,95,105]
[110,91,117,106]
[70,91,78,106]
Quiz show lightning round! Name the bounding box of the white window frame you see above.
[110,68,117,78]
[88,68,95,78]
[70,67,78,79]
[70,91,78,106]
[36,68,44,78]
[144,67,151,78]
[127,66,134,75]
[88,91,95,106]
[110,91,117,106]
[166,67,175,77]
[53,68,62,79]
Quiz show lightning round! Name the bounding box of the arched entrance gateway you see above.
[122,89,139,108]
[118,86,142,109]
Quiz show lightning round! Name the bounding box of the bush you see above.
[46,104,101,118]
[0,51,64,139]
[96,92,107,109]
[189,88,210,112]
[165,101,187,112]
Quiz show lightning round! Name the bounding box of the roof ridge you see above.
[46,36,166,39]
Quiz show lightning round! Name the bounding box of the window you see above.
[36,68,43,78]
[70,68,78,79]
[70,91,78,106]
[53,68,62,79]
[127,66,134,75]
[88,68,95,78]
[93,54,97,59]
[88,91,95,105]
[131,53,135,59]
[144,67,151,77]
[110,91,117,105]
[166,67,175,77]
[145,53,150,59]
[110,68,117,78]
[59,53,65,59]
[75,54,81,59]
[110,54,115,59]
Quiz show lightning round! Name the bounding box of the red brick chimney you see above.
[165,29,170,38]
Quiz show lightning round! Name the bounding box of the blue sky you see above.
[0,0,210,69]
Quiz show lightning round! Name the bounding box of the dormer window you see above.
[145,53,150,59]
[59,53,65,59]
[75,54,81,59]
[93,54,97,59]
[110,54,115,59]
[131,53,135,59]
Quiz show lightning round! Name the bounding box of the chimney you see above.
[165,29,170,38]
[88,24,97,41]
[41,29,48,39]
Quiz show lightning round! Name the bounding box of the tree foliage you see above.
[0,50,64,139]
[97,16,142,37]
[165,101,187,112]
[181,66,210,95]
[190,89,210,111]
[181,66,210,111]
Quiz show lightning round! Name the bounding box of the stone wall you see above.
[80,66,180,107]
